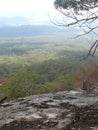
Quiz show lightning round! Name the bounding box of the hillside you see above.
[0,32,97,101]
[0,25,78,37]
[0,25,69,37]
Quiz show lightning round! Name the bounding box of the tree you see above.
[54,0,98,58]
[1,68,38,99]
[75,61,98,92]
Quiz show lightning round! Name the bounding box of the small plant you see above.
[0,96,7,104]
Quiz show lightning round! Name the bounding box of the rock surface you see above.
[0,90,98,130]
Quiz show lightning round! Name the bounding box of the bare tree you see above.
[53,0,98,58]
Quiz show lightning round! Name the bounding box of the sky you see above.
[0,0,60,25]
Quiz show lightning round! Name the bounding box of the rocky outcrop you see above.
[0,90,98,130]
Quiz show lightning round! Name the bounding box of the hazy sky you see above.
[0,0,60,25]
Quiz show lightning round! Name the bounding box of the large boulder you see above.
[0,90,98,130]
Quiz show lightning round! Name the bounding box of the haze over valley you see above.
[0,4,97,100]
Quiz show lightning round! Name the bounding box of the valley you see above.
[0,25,97,100]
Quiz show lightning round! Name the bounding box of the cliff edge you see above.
[0,90,98,130]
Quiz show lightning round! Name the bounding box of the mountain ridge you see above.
[0,25,72,37]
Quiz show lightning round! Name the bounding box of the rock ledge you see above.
[0,90,98,130]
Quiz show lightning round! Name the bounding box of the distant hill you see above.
[0,25,71,37]
[0,25,59,37]
[0,16,80,37]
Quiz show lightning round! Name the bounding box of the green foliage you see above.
[1,68,38,99]
[41,72,77,93]
[64,73,77,90]
[0,36,96,100]
[0,65,77,100]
